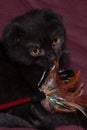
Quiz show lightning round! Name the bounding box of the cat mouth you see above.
[35,59,55,70]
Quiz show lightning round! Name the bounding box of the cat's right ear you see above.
[3,23,25,46]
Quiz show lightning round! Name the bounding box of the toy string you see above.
[0,70,47,110]
[0,98,31,110]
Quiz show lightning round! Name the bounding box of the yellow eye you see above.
[52,38,60,46]
[31,48,40,56]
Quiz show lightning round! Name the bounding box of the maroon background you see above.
[0,0,87,129]
[0,126,84,130]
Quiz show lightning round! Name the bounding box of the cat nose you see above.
[47,51,58,61]
[50,54,57,61]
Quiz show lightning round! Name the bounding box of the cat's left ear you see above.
[57,14,63,23]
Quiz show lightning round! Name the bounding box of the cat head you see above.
[2,9,65,68]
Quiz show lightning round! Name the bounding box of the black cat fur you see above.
[0,9,86,130]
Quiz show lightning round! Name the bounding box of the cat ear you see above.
[3,23,25,45]
[59,15,63,23]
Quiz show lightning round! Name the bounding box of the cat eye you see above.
[31,48,40,56]
[52,38,60,46]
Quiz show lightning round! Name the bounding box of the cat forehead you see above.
[24,20,59,41]
[26,35,52,49]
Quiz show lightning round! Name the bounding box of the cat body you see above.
[0,9,86,130]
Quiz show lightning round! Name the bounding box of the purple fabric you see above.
[0,126,84,130]
[0,0,87,129]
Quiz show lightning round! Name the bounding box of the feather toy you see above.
[40,59,87,116]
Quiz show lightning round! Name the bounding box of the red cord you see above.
[0,98,31,110]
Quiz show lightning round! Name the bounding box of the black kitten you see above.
[0,9,86,130]
[3,9,66,67]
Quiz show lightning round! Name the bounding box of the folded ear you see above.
[41,9,63,25]
[2,23,29,64]
[3,23,25,46]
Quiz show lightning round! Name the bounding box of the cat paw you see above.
[59,68,75,83]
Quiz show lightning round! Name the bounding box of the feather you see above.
[41,59,87,116]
